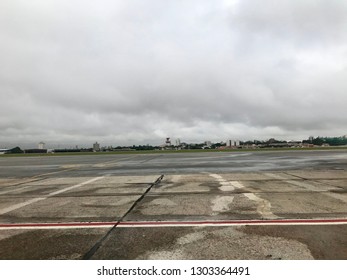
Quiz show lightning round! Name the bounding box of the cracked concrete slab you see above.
[0,151,346,259]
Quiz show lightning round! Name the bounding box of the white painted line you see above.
[243,193,279,219]
[48,177,103,196]
[1,218,347,230]
[0,177,104,215]
[211,196,234,213]
[0,198,47,215]
[208,173,279,219]
[208,173,246,191]
[230,181,245,189]
[0,167,80,194]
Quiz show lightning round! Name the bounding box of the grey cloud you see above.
[230,0,347,48]
[1,0,347,147]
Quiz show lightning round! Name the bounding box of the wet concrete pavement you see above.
[0,150,346,259]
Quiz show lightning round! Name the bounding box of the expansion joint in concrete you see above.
[82,174,165,260]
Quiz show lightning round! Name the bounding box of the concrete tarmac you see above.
[0,150,346,259]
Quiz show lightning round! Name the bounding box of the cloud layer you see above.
[1,0,347,148]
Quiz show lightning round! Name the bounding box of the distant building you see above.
[165,137,171,146]
[93,142,100,152]
[175,138,181,146]
[0,149,10,155]
[25,149,47,154]
[226,140,240,147]
[205,141,212,147]
[38,142,45,149]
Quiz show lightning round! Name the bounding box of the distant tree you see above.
[312,137,324,146]
[321,137,347,146]
[9,147,24,154]
[135,145,156,150]
[212,142,224,149]
[189,143,205,149]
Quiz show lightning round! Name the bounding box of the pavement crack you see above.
[82,174,164,260]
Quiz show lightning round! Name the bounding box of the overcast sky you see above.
[1,0,347,148]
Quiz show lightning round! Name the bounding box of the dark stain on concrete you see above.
[239,224,347,259]
[91,227,192,259]
[0,228,107,260]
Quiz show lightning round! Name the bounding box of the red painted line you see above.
[0,222,117,228]
[1,218,347,228]
[120,218,347,225]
